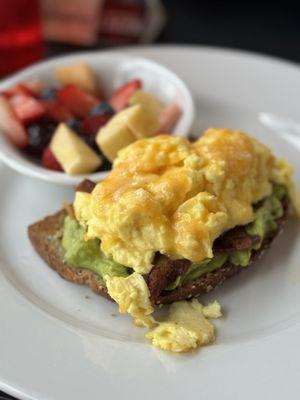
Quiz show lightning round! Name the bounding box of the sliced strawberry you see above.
[0,96,28,148]
[57,84,98,118]
[2,82,44,98]
[110,79,142,111]
[43,100,73,122]
[158,103,182,133]
[9,94,46,124]
[42,147,63,171]
[26,80,44,96]
[81,114,111,136]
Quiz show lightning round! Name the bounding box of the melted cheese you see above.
[74,129,298,272]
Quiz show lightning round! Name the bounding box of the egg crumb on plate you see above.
[146,299,222,353]
[106,271,222,353]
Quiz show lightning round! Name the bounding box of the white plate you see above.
[1,46,300,400]
[0,54,194,185]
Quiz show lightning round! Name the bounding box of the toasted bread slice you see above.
[28,210,110,300]
[28,203,288,305]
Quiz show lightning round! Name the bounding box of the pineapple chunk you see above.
[106,104,160,139]
[125,104,160,138]
[96,123,136,162]
[50,123,102,175]
[54,63,98,93]
[96,103,162,161]
[129,90,164,117]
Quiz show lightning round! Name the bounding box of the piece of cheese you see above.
[96,123,136,162]
[54,63,98,93]
[50,123,102,175]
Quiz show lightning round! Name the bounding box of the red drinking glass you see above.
[0,0,44,77]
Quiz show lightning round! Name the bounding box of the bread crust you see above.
[28,210,111,300]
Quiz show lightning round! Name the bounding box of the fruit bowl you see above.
[0,51,195,185]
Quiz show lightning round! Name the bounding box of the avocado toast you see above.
[28,179,290,305]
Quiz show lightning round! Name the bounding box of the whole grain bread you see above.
[28,210,111,300]
[28,201,289,305]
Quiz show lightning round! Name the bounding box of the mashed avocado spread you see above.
[62,217,129,279]
[62,184,286,283]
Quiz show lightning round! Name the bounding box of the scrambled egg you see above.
[106,272,222,353]
[105,273,155,328]
[74,129,299,273]
[146,299,222,353]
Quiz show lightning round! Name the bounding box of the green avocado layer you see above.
[62,216,129,280]
[166,183,286,290]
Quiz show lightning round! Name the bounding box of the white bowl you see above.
[0,51,195,185]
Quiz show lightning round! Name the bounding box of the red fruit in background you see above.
[158,103,182,133]
[42,147,63,171]
[9,94,46,124]
[57,84,98,118]
[26,80,44,96]
[44,100,73,122]
[110,79,142,111]
[2,82,43,98]
[81,114,111,136]
[0,95,28,147]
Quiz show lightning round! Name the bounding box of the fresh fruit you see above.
[158,103,182,133]
[40,87,57,100]
[26,80,44,95]
[0,96,28,148]
[43,100,73,122]
[50,123,102,175]
[129,90,164,116]
[89,101,115,117]
[107,104,160,139]
[42,147,63,171]
[81,114,111,136]
[9,94,46,124]
[96,122,136,162]
[2,81,44,98]
[57,84,98,118]
[55,63,98,94]
[26,117,57,156]
[110,79,142,111]
[79,134,99,153]
[66,118,82,133]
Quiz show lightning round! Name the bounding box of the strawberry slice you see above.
[42,147,63,171]
[110,79,142,111]
[9,94,46,124]
[158,103,182,133]
[0,96,28,147]
[26,80,44,96]
[43,100,73,122]
[2,82,44,98]
[81,114,111,136]
[57,84,98,118]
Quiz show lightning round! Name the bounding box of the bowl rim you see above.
[0,50,195,185]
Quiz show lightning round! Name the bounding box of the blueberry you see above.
[26,117,57,156]
[40,87,57,100]
[66,118,82,133]
[79,134,99,153]
[89,102,114,117]
[100,156,112,171]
